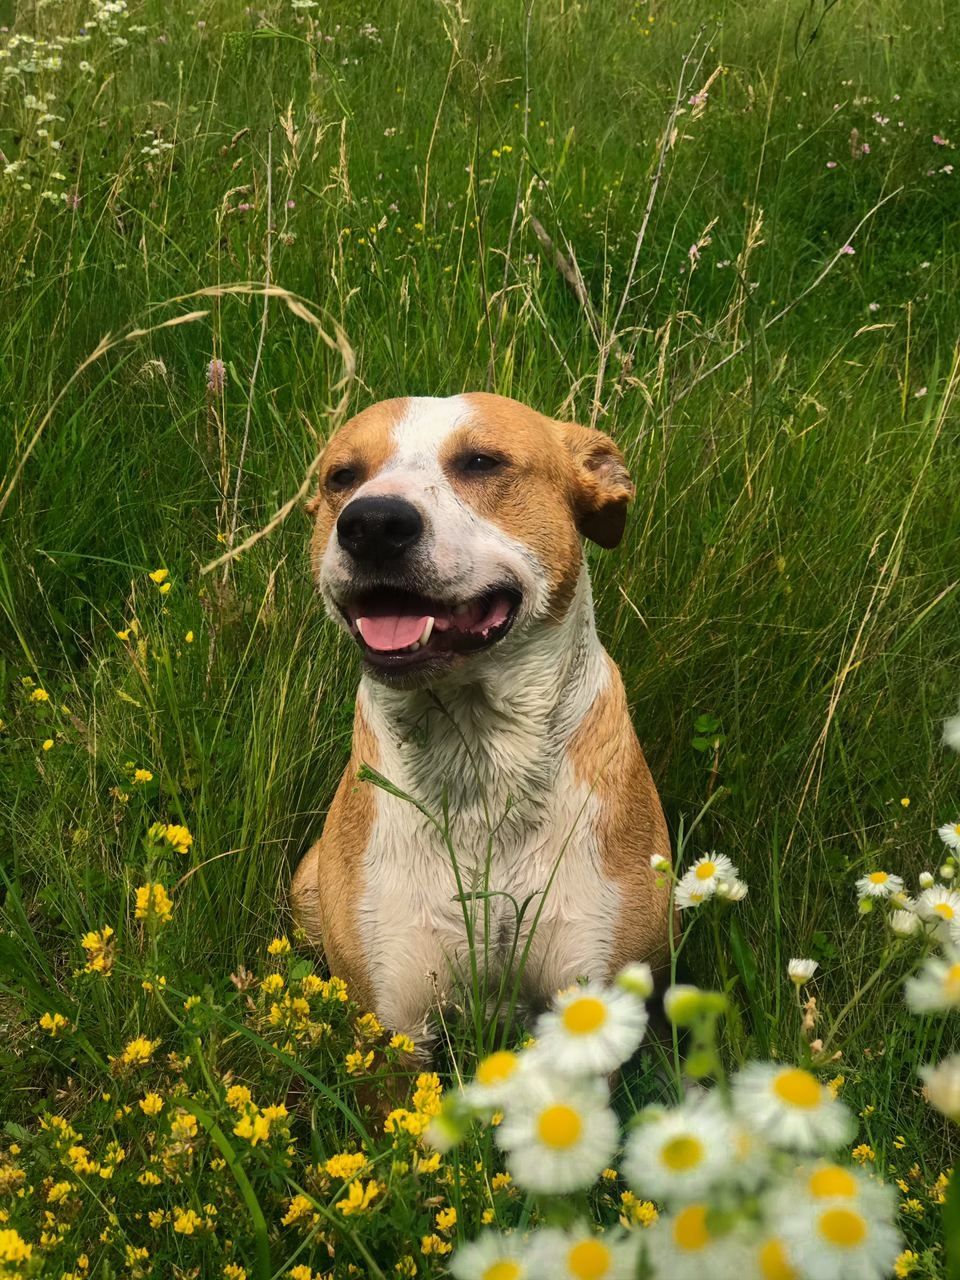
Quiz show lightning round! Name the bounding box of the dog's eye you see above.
[459,452,505,474]
[327,466,359,491]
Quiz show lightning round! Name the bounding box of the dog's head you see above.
[308,393,634,686]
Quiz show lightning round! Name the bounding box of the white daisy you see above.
[778,1190,901,1280]
[731,1063,854,1152]
[855,870,905,900]
[905,949,960,1013]
[494,1073,619,1194]
[750,1237,799,1280]
[527,1224,640,1280]
[787,958,818,985]
[461,1049,531,1112]
[944,704,960,753]
[451,1231,530,1280]
[532,982,648,1076]
[938,820,960,852]
[767,1159,894,1222]
[622,1098,736,1202]
[921,1055,960,1122]
[919,871,935,889]
[916,884,960,939]
[686,852,739,893]
[650,853,671,872]
[889,909,921,938]
[675,872,711,910]
[644,1202,749,1280]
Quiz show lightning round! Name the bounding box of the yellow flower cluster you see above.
[148,822,193,855]
[324,1151,369,1180]
[80,925,115,975]
[337,1179,382,1216]
[134,882,173,924]
[39,1011,68,1037]
[228,1088,289,1147]
[109,1036,160,1072]
[384,1072,443,1139]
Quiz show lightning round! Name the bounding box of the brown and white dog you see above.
[291,393,670,1049]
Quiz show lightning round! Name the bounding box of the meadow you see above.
[1,0,959,1275]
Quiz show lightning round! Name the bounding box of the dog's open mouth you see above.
[338,586,521,669]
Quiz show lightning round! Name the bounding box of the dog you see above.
[291,393,671,1051]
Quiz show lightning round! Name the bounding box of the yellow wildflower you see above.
[185,631,194,643]
[42,738,54,751]
[267,936,291,956]
[117,629,131,640]
[170,1111,198,1142]
[389,1032,416,1054]
[894,1251,919,1277]
[852,1143,875,1164]
[384,1108,430,1137]
[281,1194,314,1226]
[261,973,285,994]
[481,1209,494,1225]
[827,1075,845,1098]
[39,1011,68,1037]
[134,882,173,924]
[345,1049,374,1076]
[148,568,169,584]
[601,1167,618,1181]
[139,1093,164,1116]
[287,1268,316,1280]
[113,1036,160,1069]
[225,1085,253,1110]
[356,1010,384,1038]
[435,1206,456,1231]
[325,1151,368,1179]
[148,1210,166,1229]
[159,581,172,594]
[133,768,153,784]
[137,1171,162,1187]
[337,1179,382,1215]
[46,1181,74,1204]
[81,926,115,976]
[420,1233,452,1255]
[148,822,193,855]
[30,689,50,702]
[172,1207,203,1235]
[0,1229,32,1263]
[223,1267,246,1280]
[620,1190,659,1228]
[417,1151,441,1174]
[413,1072,442,1116]
[325,975,349,1001]
[491,1172,512,1191]
[395,1259,417,1278]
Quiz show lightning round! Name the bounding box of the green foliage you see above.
[1,0,959,1274]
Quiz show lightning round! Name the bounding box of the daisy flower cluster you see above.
[652,850,749,911]
[854,819,960,942]
[434,967,902,1280]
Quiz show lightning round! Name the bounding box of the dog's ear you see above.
[304,492,322,517]
[562,424,635,549]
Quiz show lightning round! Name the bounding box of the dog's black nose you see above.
[337,496,424,563]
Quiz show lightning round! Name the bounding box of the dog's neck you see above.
[356,563,608,826]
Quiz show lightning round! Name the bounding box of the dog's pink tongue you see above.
[358,613,429,652]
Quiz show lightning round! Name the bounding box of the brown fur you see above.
[568,656,672,975]
[291,706,379,1011]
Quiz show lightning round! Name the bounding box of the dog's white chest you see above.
[356,759,621,1039]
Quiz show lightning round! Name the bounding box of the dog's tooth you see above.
[356,617,367,640]
[419,616,435,645]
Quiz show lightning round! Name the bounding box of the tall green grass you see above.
[1,0,958,1272]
